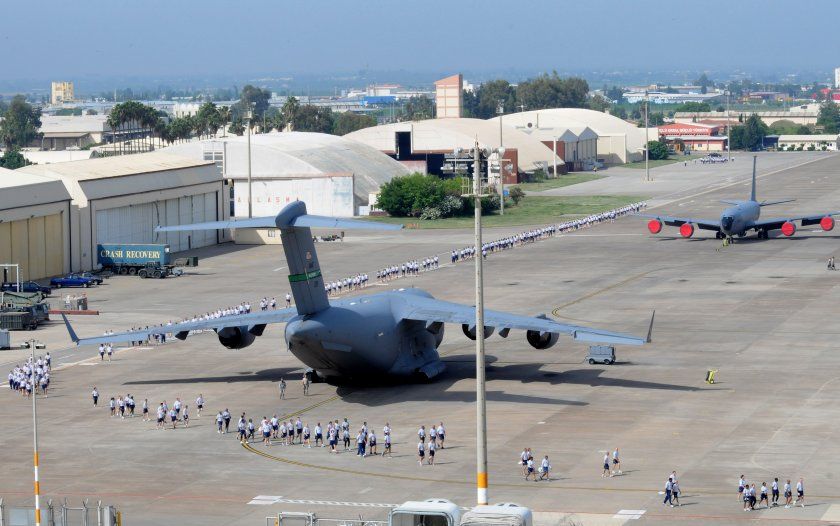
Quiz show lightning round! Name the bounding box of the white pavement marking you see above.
[249,497,398,508]
[248,495,283,505]
[612,509,646,520]
[273,267,287,272]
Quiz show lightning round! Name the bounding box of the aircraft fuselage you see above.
[284,289,446,381]
[720,200,760,236]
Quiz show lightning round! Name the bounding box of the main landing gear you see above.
[756,230,769,239]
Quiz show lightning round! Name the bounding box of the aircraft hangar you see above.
[0,167,72,281]
[17,152,228,272]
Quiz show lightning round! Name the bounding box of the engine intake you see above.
[217,326,257,349]
[526,330,559,349]
[647,219,663,234]
[462,324,494,340]
[679,223,694,238]
[821,216,835,232]
[781,221,796,237]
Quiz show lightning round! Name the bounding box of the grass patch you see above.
[368,195,645,230]
[515,173,605,192]
[624,154,704,169]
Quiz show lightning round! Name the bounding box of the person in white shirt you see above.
[794,478,805,507]
[784,479,793,507]
[436,423,445,448]
[195,394,204,417]
[417,425,426,444]
[525,457,536,481]
[182,405,189,427]
[368,430,377,455]
[602,453,611,477]
[759,482,769,508]
[417,440,425,465]
[92,387,99,407]
[539,456,551,481]
[383,432,392,457]
[771,478,780,506]
[427,438,436,465]
[612,447,621,475]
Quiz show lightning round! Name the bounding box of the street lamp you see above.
[472,142,489,505]
[644,91,652,182]
[28,338,44,526]
[496,101,505,216]
[244,103,255,218]
[726,90,732,162]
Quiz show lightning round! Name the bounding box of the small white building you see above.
[18,152,228,271]
[777,134,839,151]
[0,168,72,280]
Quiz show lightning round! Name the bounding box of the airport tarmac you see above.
[2,152,840,525]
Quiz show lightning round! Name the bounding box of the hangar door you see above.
[0,214,64,280]
[95,192,218,253]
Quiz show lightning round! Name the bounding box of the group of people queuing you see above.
[663,471,682,507]
[325,274,370,296]
[416,423,446,466]
[7,353,52,398]
[93,387,205,431]
[738,475,806,511]
[378,256,441,283]
[520,447,552,481]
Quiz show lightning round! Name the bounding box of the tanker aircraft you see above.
[63,201,653,382]
[640,157,839,242]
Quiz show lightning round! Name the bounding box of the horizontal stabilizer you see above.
[760,198,796,207]
[155,206,403,233]
[719,199,744,206]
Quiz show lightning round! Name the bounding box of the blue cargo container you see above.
[97,244,171,275]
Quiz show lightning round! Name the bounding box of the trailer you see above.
[97,243,172,275]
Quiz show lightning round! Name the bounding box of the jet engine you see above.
[647,219,663,234]
[216,325,264,349]
[462,324,494,340]
[679,223,694,238]
[526,330,559,349]
[821,216,835,231]
[781,221,796,237]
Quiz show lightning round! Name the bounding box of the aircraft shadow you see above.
[123,367,299,385]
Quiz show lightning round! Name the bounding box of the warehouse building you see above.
[0,168,72,281]
[490,108,649,165]
[162,132,410,218]
[18,152,227,271]
[500,123,598,173]
[777,134,839,151]
[344,118,557,183]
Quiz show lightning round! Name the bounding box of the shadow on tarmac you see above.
[123,367,299,385]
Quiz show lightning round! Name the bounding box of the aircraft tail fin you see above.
[750,155,757,202]
[155,201,402,315]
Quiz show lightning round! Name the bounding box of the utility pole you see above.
[30,339,42,526]
[726,90,732,162]
[246,103,254,218]
[497,101,505,216]
[644,91,652,182]
[472,139,488,506]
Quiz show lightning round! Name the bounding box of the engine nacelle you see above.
[526,330,559,350]
[821,216,835,232]
[462,324,494,340]
[217,326,257,349]
[426,321,445,347]
[647,219,663,234]
[781,221,796,237]
[679,223,694,238]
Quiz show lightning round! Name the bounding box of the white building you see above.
[835,67,840,89]
[18,152,227,271]
[0,168,72,280]
[491,108,649,164]
[777,134,838,151]
[162,132,410,218]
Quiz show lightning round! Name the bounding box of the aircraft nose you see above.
[721,216,734,232]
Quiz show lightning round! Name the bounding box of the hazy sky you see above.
[5,0,840,80]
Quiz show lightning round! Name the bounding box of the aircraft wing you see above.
[637,213,721,232]
[61,308,298,346]
[400,295,652,346]
[752,211,840,231]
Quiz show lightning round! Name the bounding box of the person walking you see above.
[784,479,793,508]
[759,482,769,509]
[436,422,445,449]
[771,477,780,506]
[222,408,231,433]
[738,475,746,503]
[195,394,204,417]
[302,373,310,396]
[538,455,551,481]
[142,398,150,421]
[383,432,392,458]
[602,453,611,477]
[216,411,224,434]
[525,457,536,481]
[417,440,425,465]
[278,378,286,399]
[664,477,673,507]
[672,478,681,506]
[427,438,436,465]
[794,478,805,508]
[612,447,622,475]
[92,387,99,407]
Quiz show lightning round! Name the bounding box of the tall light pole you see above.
[245,103,254,218]
[644,91,652,182]
[29,339,42,526]
[726,90,732,162]
[497,101,505,216]
[472,140,488,506]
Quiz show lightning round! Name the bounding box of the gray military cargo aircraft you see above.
[640,157,839,241]
[63,201,653,382]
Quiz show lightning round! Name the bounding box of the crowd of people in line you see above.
[93,387,205,430]
[326,274,370,295]
[378,256,441,282]
[738,475,806,510]
[520,447,552,481]
[6,353,52,398]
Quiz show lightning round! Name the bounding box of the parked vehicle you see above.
[1,281,52,297]
[71,272,104,285]
[50,275,98,288]
[97,243,172,275]
[137,263,170,279]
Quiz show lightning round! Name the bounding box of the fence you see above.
[0,498,119,526]
[266,512,389,526]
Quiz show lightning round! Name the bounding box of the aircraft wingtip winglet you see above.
[646,310,655,343]
[61,313,80,344]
